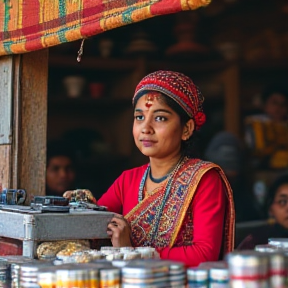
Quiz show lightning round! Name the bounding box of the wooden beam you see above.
[221,65,240,136]
[0,50,48,203]
[0,56,13,191]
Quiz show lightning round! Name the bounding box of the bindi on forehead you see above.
[144,92,162,108]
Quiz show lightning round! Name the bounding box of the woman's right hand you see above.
[63,189,97,204]
[63,190,74,200]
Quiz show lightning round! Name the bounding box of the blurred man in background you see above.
[46,141,76,196]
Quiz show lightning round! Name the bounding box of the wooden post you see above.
[221,65,240,136]
[0,50,48,203]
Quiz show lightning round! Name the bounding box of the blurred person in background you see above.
[46,141,76,196]
[245,85,288,170]
[237,174,288,250]
[204,131,261,222]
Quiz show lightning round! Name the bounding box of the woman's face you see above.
[270,183,288,229]
[133,93,187,160]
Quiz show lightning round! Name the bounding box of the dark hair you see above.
[266,174,288,211]
[47,140,76,167]
[133,91,200,158]
[262,84,288,103]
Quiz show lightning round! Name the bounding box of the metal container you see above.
[255,244,278,253]
[209,266,229,288]
[20,262,50,288]
[227,251,270,288]
[187,267,208,288]
[227,251,269,278]
[122,261,170,287]
[37,267,57,288]
[0,260,8,285]
[0,205,114,258]
[0,256,34,283]
[99,268,120,288]
[268,238,288,249]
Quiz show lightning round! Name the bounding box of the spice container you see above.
[20,262,50,288]
[209,266,229,288]
[135,247,156,259]
[187,267,208,288]
[0,260,8,286]
[123,251,141,260]
[100,268,120,288]
[37,267,57,288]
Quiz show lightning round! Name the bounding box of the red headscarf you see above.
[133,70,206,130]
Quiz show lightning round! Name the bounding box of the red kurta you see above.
[97,163,227,267]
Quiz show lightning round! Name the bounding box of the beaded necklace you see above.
[138,156,185,243]
[149,168,170,183]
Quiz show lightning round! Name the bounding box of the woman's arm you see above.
[158,169,227,267]
[97,175,124,214]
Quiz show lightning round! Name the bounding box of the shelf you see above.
[147,59,229,74]
[48,97,132,115]
[240,59,288,72]
[49,55,138,71]
[49,54,231,74]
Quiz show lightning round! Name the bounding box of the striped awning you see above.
[0,0,211,56]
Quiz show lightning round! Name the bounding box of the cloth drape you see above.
[0,0,211,56]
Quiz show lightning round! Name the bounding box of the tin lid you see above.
[0,256,32,263]
[198,261,227,269]
[122,262,169,277]
[122,275,169,284]
[269,238,288,248]
[210,267,229,281]
[226,250,269,267]
[187,268,208,281]
[158,260,185,275]
[122,284,169,288]
[112,260,130,268]
[255,244,278,253]
[20,261,51,274]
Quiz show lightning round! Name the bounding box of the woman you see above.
[65,70,235,267]
[237,174,288,250]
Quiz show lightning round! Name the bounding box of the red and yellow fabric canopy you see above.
[0,0,210,56]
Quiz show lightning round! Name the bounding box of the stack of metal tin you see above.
[0,260,8,287]
[121,261,170,288]
[20,262,51,288]
[187,267,209,287]
[0,256,36,288]
[166,261,186,288]
[99,267,121,288]
[227,251,270,288]
[44,262,120,288]
[188,261,229,288]
[256,239,288,288]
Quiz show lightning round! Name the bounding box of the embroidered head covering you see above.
[133,70,206,130]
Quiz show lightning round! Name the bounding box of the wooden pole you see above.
[221,65,240,136]
[0,50,48,203]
